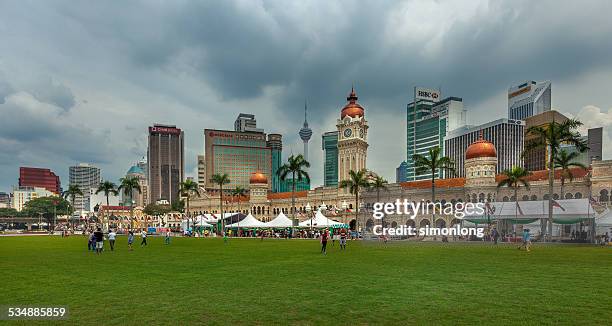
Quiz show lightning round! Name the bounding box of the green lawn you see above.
[1,236,610,325]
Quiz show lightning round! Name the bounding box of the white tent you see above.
[299,210,346,228]
[204,212,236,223]
[263,212,293,228]
[195,219,213,227]
[595,208,612,234]
[462,199,596,223]
[225,213,265,228]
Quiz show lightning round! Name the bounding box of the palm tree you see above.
[179,179,201,231]
[118,176,141,229]
[277,154,310,227]
[554,149,587,199]
[370,175,389,227]
[339,169,370,232]
[413,146,455,221]
[211,173,230,230]
[231,186,247,235]
[524,118,587,240]
[231,186,247,215]
[498,166,531,229]
[63,184,83,228]
[95,181,118,206]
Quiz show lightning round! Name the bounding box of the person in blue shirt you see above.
[518,229,531,251]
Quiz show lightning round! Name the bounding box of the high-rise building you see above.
[11,186,54,212]
[123,165,149,207]
[147,124,184,204]
[396,161,408,183]
[234,113,263,133]
[19,167,61,194]
[137,157,148,179]
[299,102,313,161]
[204,129,271,190]
[508,80,551,120]
[266,133,283,192]
[0,192,11,207]
[322,131,339,187]
[524,111,568,171]
[445,118,525,177]
[197,155,206,187]
[559,127,603,167]
[69,163,101,215]
[587,127,603,162]
[337,87,368,184]
[279,178,310,192]
[406,88,466,181]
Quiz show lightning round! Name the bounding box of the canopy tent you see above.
[225,213,265,228]
[263,212,293,228]
[195,220,213,228]
[463,199,596,224]
[299,210,347,228]
[203,213,236,223]
[595,208,612,234]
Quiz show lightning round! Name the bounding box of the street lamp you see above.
[305,203,312,233]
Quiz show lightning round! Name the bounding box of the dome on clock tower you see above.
[340,87,365,119]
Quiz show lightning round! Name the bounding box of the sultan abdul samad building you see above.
[189,88,612,232]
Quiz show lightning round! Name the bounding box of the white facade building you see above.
[11,186,54,212]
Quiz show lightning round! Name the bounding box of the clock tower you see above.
[337,87,369,184]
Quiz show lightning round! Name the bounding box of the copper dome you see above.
[249,172,268,184]
[466,137,497,160]
[340,87,365,119]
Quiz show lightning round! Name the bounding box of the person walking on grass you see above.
[320,229,329,255]
[127,230,134,251]
[87,229,95,252]
[339,228,347,251]
[108,228,117,251]
[518,229,531,251]
[164,229,171,245]
[491,227,499,245]
[140,229,148,247]
[94,227,104,254]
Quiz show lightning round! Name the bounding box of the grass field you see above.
[1,236,611,325]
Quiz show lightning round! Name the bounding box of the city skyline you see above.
[1,1,612,191]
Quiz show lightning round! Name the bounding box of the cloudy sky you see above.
[1,0,612,192]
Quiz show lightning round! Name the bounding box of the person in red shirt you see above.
[320,229,329,255]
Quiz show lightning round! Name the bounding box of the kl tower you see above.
[299,100,313,161]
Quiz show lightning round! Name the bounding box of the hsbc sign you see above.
[415,87,441,102]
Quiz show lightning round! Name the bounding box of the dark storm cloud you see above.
[1,0,612,189]
[54,0,612,122]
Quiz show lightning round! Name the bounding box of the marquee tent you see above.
[595,208,612,234]
[204,213,236,223]
[462,199,596,224]
[263,212,293,228]
[225,213,265,228]
[299,210,347,228]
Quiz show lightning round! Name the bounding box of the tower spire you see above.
[299,97,313,161]
[304,99,308,127]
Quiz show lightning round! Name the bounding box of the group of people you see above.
[319,228,349,254]
[85,228,173,254]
